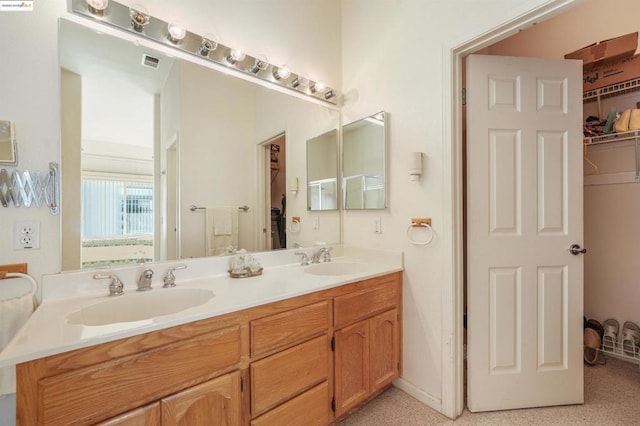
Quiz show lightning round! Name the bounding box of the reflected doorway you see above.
[260,133,287,250]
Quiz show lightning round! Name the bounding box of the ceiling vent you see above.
[141,54,160,69]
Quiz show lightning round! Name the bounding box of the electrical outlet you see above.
[14,221,40,250]
[313,217,320,230]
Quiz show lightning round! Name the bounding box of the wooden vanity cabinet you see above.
[332,276,401,419]
[16,272,401,425]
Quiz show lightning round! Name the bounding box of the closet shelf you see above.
[584,130,640,182]
[584,129,640,145]
[584,76,640,102]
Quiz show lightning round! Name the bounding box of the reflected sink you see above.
[304,262,370,276]
[66,288,214,326]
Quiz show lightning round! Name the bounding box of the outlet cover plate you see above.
[14,220,40,250]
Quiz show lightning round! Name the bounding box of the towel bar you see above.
[189,204,249,212]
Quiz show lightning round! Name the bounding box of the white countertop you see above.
[0,246,402,368]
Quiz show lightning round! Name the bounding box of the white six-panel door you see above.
[466,54,584,412]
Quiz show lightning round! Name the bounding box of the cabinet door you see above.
[370,309,399,392]
[161,371,242,426]
[334,320,369,418]
[97,402,160,426]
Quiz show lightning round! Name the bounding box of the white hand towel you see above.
[212,207,233,236]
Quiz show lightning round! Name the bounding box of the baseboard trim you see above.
[393,377,443,415]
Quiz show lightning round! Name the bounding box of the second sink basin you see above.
[66,288,214,326]
[304,261,370,276]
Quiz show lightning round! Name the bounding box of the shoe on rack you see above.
[602,318,619,351]
[621,321,640,357]
[585,319,604,340]
[584,327,601,365]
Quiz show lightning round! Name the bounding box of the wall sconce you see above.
[85,0,108,15]
[248,56,269,74]
[409,152,423,181]
[290,177,299,194]
[273,65,291,80]
[167,21,186,44]
[198,33,218,56]
[226,48,246,65]
[129,4,150,32]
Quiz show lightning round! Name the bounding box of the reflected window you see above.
[81,177,154,268]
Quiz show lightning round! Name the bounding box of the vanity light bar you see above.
[72,0,338,105]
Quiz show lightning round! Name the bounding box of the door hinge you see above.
[462,88,467,106]
[331,336,335,351]
[463,313,467,329]
[240,376,244,392]
[331,396,336,412]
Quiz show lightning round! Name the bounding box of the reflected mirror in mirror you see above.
[307,129,338,211]
[0,120,18,165]
[342,111,386,209]
[59,19,340,271]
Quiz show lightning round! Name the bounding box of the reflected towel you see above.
[206,207,239,256]
[0,275,37,396]
[212,207,233,235]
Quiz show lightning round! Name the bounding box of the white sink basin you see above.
[304,261,370,276]
[66,288,214,326]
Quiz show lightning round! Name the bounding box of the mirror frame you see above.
[342,111,387,210]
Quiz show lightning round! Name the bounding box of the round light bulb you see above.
[274,65,291,80]
[248,56,269,73]
[85,0,108,14]
[198,33,218,56]
[311,80,326,93]
[167,22,186,43]
[129,4,150,32]
[291,74,309,89]
[227,49,246,64]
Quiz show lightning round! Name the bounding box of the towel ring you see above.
[289,219,301,233]
[407,222,434,245]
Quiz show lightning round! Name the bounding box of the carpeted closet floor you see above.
[339,357,640,425]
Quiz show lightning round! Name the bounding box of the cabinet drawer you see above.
[251,301,329,357]
[97,402,160,426]
[250,381,329,426]
[39,325,241,425]
[251,335,328,417]
[334,278,399,329]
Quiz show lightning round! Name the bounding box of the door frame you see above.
[443,0,582,418]
[256,132,286,252]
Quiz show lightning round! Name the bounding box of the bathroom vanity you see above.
[2,248,402,425]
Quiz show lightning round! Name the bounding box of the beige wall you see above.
[484,0,640,331]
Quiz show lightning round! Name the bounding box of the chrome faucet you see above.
[137,268,154,291]
[93,273,124,297]
[163,264,187,288]
[311,247,332,264]
[295,251,310,266]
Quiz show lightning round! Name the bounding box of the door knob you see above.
[569,244,587,255]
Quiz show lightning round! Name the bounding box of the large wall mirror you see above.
[59,19,340,271]
[306,129,338,211]
[342,111,386,210]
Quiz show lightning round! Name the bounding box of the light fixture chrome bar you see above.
[71,0,338,105]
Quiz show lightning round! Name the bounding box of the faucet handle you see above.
[137,268,154,292]
[294,251,310,266]
[163,264,187,288]
[94,273,124,297]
